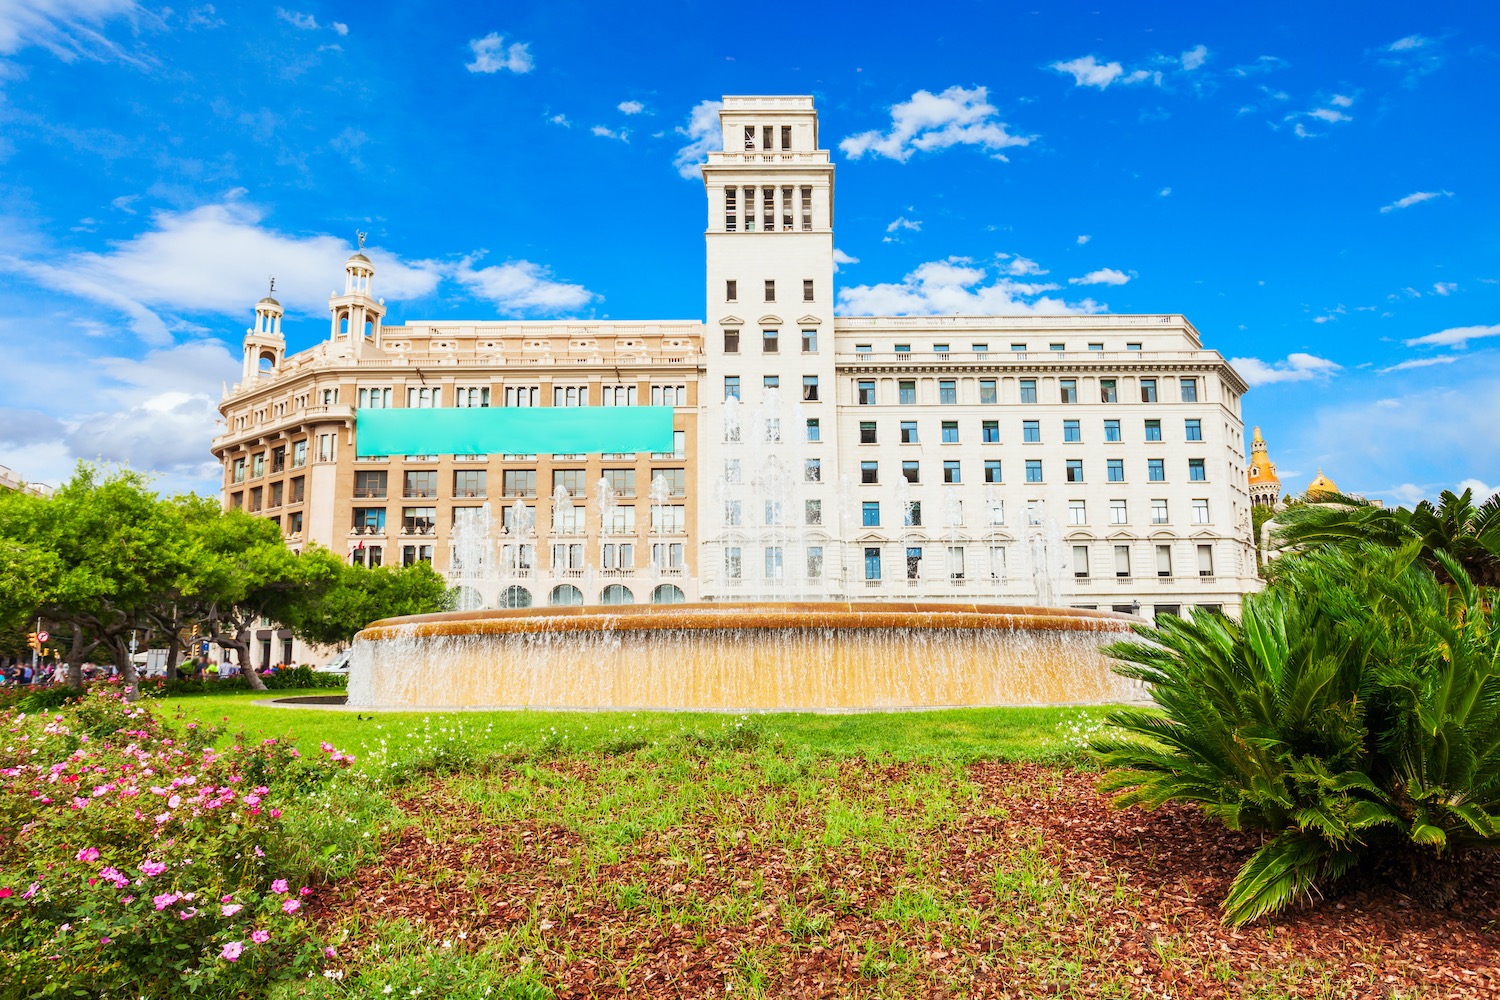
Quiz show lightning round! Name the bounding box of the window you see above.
[1127,342,1142,351]
[1060,379,1078,404]
[855,343,872,354]
[805,499,822,526]
[1152,499,1169,524]
[724,500,742,526]
[763,329,778,353]
[973,343,989,354]
[320,388,338,405]
[1100,379,1118,403]
[898,380,916,404]
[401,544,434,567]
[652,430,687,459]
[804,458,821,482]
[905,502,922,527]
[1114,545,1132,579]
[1063,419,1081,442]
[941,421,959,444]
[724,376,740,401]
[764,279,775,302]
[403,470,437,499]
[1025,460,1043,483]
[861,461,879,484]
[1192,499,1210,524]
[725,458,743,484]
[984,459,1002,484]
[979,379,997,404]
[724,547,744,580]
[726,279,737,301]
[862,501,880,527]
[1148,459,1166,482]
[650,385,686,406]
[763,500,783,526]
[948,546,966,581]
[900,420,919,443]
[763,416,781,442]
[1104,419,1121,442]
[1027,500,1044,526]
[602,384,637,407]
[1180,378,1199,402]
[552,385,588,407]
[292,440,307,468]
[602,468,636,497]
[944,460,961,484]
[803,279,814,302]
[1072,545,1090,579]
[454,386,490,408]
[287,511,304,536]
[1140,378,1158,403]
[251,452,265,478]
[859,421,877,444]
[1010,343,1027,353]
[1188,459,1206,482]
[857,380,876,405]
[933,343,950,356]
[806,418,821,442]
[1069,500,1086,525]
[990,545,1008,581]
[1156,545,1173,579]
[1185,419,1203,441]
[1107,459,1125,482]
[782,125,792,149]
[1110,499,1127,525]
[1020,379,1037,404]
[894,343,911,357]
[1198,544,1215,578]
[359,387,392,408]
[902,460,920,484]
[802,375,819,401]
[724,329,740,353]
[402,507,436,535]
[987,497,1005,525]
[906,547,923,580]
[453,470,486,498]
[938,380,957,404]
[805,546,824,578]
[407,386,440,408]
[864,547,882,581]
[1145,419,1162,441]
[1066,459,1084,483]
[764,547,783,580]
[352,508,386,532]
[982,420,999,443]
[231,457,246,483]
[651,505,686,534]
[503,469,537,497]
[801,330,818,352]
[801,186,813,231]
[653,468,687,497]
[1049,343,1065,352]
[1089,342,1104,352]
[1023,420,1040,443]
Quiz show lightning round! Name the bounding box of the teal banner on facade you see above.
[355,407,677,457]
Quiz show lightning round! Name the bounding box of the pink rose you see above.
[281,899,300,915]
[75,847,99,863]
[271,879,288,894]
[140,860,166,877]
[251,929,270,944]
[221,903,243,917]
[220,941,243,962]
[153,893,180,911]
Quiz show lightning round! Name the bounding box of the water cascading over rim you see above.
[346,602,1140,712]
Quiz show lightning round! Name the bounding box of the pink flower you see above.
[281,899,300,915]
[177,907,198,920]
[21,882,39,900]
[269,808,281,819]
[220,941,243,962]
[0,887,13,899]
[153,893,180,911]
[75,847,99,863]
[221,903,243,917]
[253,846,264,858]
[299,887,311,896]
[319,741,334,753]
[271,879,288,894]
[140,860,166,877]
[324,946,337,958]
[220,894,232,903]
[250,929,270,944]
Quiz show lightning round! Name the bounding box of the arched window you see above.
[651,584,686,605]
[600,584,634,605]
[451,585,483,611]
[499,585,532,609]
[548,584,584,607]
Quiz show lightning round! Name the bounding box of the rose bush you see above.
[0,690,354,997]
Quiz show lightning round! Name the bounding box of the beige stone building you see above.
[214,93,1259,647]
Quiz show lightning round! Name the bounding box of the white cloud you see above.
[331,21,347,36]
[1159,187,1172,197]
[275,8,317,30]
[1068,268,1131,286]
[1229,55,1289,77]
[1404,324,1500,349]
[1288,95,1355,137]
[1458,479,1497,499]
[996,253,1046,276]
[590,125,627,142]
[1180,45,1208,71]
[0,197,449,342]
[1378,355,1463,374]
[547,113,570,127]
[1386,35,1431,53]
[837,257,1101,317]
[1229,352,1340,386]
[465,32,533,74]
[839,86,1032,162]
[617,100,644,115]
[673,99,722,179]
[1379,190,1452,213]
[0,0,143,64]
[1432,282,1457,296]
[1076,234,1090,245]
[1051,55,1126,88]
[452,257,595,315]
[885,216,921,233]
[832,249,858,272]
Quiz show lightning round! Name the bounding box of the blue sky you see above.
[0,1,1495,504]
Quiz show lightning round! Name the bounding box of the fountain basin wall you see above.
[347,602,1139,712]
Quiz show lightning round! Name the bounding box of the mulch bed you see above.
[312,761,1500,998]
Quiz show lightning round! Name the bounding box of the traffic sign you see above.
[36,630,48,643]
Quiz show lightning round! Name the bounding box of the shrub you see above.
[0,689,355,996]
[1092,544,1500,925]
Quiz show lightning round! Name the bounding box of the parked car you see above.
[317,650,352,674]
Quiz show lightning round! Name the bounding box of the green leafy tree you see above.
[286,559,452,648]
[1093,543,1500,925]
[1273,487,1500,586]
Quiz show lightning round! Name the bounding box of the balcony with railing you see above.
[353,487,387,499]
[402,488,438,499]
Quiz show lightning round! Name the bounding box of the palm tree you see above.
[1273,488,1500,587]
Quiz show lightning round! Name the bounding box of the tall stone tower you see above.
[699,96,839,595]
[241,287,285,382]
[327,242,385,360]
[1247,426,1282,508]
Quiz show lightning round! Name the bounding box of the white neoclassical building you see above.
[215,93,1258,661]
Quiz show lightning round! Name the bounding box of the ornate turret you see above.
[328,232,385,359]
[1247,426,1281,509]
[242,279,286,380]
[1306,470,1340,501]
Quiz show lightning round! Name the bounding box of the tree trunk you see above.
[110,634,139,701]
[237,627,267,692]
[64,624,96,689]
[164,634,183,680]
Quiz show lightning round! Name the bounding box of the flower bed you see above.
[0,690,354,996]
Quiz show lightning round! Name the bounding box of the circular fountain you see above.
[346,602,1139,712]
